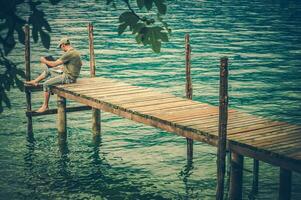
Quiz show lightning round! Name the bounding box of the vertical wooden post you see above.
[252,159,259,194]
[216,57,228,200]
[229,152,244,200]
[57,95,67,139]
[24,24,33,135]
[88,22,101,135]
[185,34,193,161]
[279,168,292,200]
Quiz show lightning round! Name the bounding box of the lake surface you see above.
[1,0,301,199]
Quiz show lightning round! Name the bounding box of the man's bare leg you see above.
[36,91,50,113]
[25,73,47,86]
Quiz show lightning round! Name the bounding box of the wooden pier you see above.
[24,24,300,200]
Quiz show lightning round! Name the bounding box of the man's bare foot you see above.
[35,106,49,113]
[25,80,38,86]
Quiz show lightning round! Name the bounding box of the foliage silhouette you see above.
[0,0,170,113]
[0,0,59,113]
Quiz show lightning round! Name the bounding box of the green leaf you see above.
[144,0,153,10]
[119,11,139,28]
[40,30,50,49]
[118,23,128,35]
[31,25,39,43]
[160,32,168,42]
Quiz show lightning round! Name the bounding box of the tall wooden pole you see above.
[279,168,292,200]
[185,34,193,162]
[216,57,228,200]
[88,22,101,135]
[57,95,67,139]
[229,152,244,200]
[24,24,33,135]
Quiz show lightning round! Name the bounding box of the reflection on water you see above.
[1,0,301,199]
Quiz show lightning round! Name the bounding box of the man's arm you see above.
[40,57,63,68]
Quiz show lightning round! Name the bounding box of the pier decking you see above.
[50,77,301,173]
[23,23,299,199]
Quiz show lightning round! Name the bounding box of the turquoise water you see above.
[1,0,301,199]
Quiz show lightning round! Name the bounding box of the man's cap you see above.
[57,37,70,48]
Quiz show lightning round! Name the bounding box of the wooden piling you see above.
[279,168,292,200]
[216,57,228,200]
[185,34,193,161]
[57,95,67,138]
[24,24,33,135]
[88,22,101,135]
[229,152,244,200]
[252,159,259,194]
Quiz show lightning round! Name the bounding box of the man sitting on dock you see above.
[25,37,82,113]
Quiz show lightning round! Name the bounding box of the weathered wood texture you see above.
[51,77,301,173]
[88,22,101,135]
[229,152,244,200]
[185,34,193,161]
[57,95,67,136]
[24,24,32,134]
[216,57,229,200]
[26,105,91,117]
[279,168,292,200]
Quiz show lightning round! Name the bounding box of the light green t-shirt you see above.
[60,49,82,80]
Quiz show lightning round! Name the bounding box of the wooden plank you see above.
[80,87,149,96]
[269,138,301,154]
[120,96,186,108]
[67,83,130,92]
[52,87,219,146]
[146,104,217,118]
[227,121,286,135]
[238,127,300,146]
[96,91,169,100]
[229,142,301,173]
[130,99,193,111]
[153,104,215,119]
[109,95,176,105]
[229,124,297,141]
[242,128,301,147]
[288,150,301,158]
[57,77,121,88]
[181,112,262,127]
[84,89,154,99]
[135,100,200,113]
[26,105,91,117]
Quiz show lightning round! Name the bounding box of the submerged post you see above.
[57,95,67,139]
[88,22,101,135]
[279,168,292,200]
[24,24,33,135]
[216,57,228,200]
[229,152,244,200]
[252,159,259,194]
[185,34,193,161]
